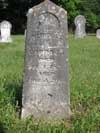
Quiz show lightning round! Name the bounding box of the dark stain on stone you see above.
[48,93,53,97]
[47,110,51,114]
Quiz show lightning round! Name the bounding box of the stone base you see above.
[96,36,100,39]
[21,103,71,121]
[0,38,12,43]
[75,33,86,39]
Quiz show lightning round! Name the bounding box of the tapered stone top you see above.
[22,0,70,121]
[27,0,68,35]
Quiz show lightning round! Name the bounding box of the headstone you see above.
[0,21,12,43]
[74,15,86,38]
[96,29,100,39]
[24,29,26,38]
[26,8,34,17]
[22,0,70,120]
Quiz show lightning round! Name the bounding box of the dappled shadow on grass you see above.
[0,122,6,133]
[4,80,23,117]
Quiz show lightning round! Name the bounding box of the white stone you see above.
[96,29,100,39]
[25,29,26,38]
[74,15,86,38]
[52,6,55,10]
[0,21,12,43]
[28,8,33,14]
[26,8,34,17]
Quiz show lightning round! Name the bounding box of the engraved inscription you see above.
[22,1,70,120]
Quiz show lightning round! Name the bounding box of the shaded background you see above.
[0,0,100,34]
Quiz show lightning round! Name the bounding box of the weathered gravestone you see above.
[74,15,86,38]
[22,0,70,120]
[24,29,26,38]
[96,29,100,39]
[0,21,12,43]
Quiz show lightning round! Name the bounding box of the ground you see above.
[0,35,100,133]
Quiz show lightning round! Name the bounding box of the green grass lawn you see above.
[0,35,100,133]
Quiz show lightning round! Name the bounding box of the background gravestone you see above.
[96,29,100,39]
[22,0,70,120]
[24,29,26,38]
[74,15,86,38]
[0,21,12,43]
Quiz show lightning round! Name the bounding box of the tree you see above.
[80,0,100,32]
[0,0,99,33]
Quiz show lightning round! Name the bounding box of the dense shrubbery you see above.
[0,0,100,33]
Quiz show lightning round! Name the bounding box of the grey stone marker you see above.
[24,29,26,38]
[74,15,86,38]
[22,0,70,120]
[0,20,12,43]
[96,29,100,39]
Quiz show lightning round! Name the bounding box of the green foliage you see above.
[52,0,81,29]
[85,12,98,31]
[0,35,100,132]
[79,0,100,32]
[55,0,100,32]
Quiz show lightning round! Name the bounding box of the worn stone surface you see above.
[74,15,86,38]
[96,29,100,39]
[24,29,26,38]
[0,21,12,43]
[22,0,70,120]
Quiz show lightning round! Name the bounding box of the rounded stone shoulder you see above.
[74,15,86,25]
[28,8,34,14]
[96,29,100,33]
[96,29,100,38]
[0,20,12,29]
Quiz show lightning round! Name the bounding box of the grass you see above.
[0,35,100,133]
